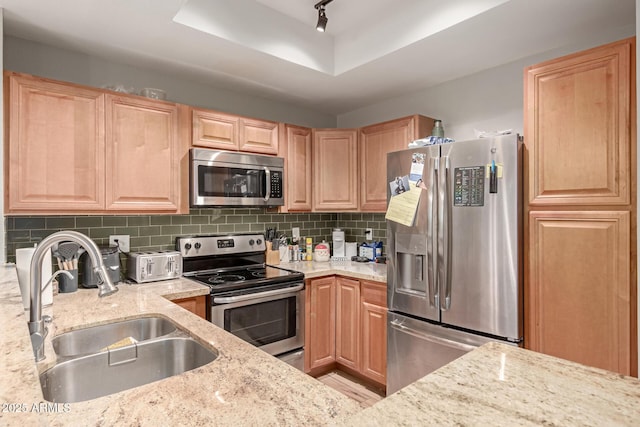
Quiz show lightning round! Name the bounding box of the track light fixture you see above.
[314,0,333,33]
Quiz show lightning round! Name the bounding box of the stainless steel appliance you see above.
[82,245,121,288]
[126,250,182,283]
[177,234,305,366]
[190,148,284,207]
[332,228,345,257]
[386,134,523,394]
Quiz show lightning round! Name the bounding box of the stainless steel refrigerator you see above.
[386,134,523,394]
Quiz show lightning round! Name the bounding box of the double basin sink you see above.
[40,316,218,403]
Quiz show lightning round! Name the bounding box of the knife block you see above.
[265,242,280,265]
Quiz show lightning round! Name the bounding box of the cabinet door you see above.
[360,280,387,385]
[6,72,105,212]
[192,108,239,150]
[313,129,358,210]
[335,277,360,370]
[527,211,632,375]
[173,296,207,319]
[106,95,185,212]
[239,117,279,155]
[284,125,312,211]
[305,277,336,371]
[359,115,433,211]
[525,38,632,206]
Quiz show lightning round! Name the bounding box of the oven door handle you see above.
[212,283,303,304]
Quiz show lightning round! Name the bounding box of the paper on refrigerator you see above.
[385,181,421,227]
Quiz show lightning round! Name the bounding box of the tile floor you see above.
[316,370,385,408]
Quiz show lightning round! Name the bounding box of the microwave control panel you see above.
[270,171,283,198]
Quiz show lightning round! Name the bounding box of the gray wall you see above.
[4,36,335,129]
[337,25,636,142]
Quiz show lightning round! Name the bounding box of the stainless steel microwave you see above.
[190,148,284,207]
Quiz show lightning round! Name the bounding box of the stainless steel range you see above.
[176,234,305,368]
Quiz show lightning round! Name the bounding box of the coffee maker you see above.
[332,228,345,258]
[82,245,121,288]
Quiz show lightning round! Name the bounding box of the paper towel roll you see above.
[16,246,53,310]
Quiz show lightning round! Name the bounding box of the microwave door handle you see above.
[264,167,271,202]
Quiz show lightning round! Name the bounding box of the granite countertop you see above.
[2,261,639,426]
[0,265,361,426]
[277,260,386,282]
[348,342,640,426]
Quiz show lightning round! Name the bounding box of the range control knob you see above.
[184,243,192,251]
[194,242,202,250]
[256,239,262,245]
[249,239,255,246]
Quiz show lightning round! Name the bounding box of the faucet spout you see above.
[28,231,119,361]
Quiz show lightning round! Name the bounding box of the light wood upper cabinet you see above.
[527,211,631,375]
[192,109,239,150]
[5,72,189,214]
[305,276,336,372]
[282,124,312,211]
[239,117,279,155]
[6,72,106,212]
[335,277,360,371]
[312,129,359,211]
[359,115,433,211]
[105,95,187,212]
[525,38,632,206]
[192,108,279,154]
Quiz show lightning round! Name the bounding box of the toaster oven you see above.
[127,250,182,283]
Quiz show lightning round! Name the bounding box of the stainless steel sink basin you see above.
[41,337,218,403]
[53,316,177,357]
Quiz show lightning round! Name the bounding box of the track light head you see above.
[314,0,333,33]
[316,7,327,32]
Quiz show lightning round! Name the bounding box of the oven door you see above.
[210,283,304,357]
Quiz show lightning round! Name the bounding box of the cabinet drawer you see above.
[361,280,386,307]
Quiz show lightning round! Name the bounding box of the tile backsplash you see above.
[6,209,388,264]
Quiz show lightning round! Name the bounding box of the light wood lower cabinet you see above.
[335,277,360,370]
[360,280,387,385]
[172,295,207,319]
[305,275,387,387]
[527,211,632,374]
[305,276,336,371]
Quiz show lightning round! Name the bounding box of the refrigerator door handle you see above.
[389,318,476,352]
[438,156,452,310]
[427,156,438,308]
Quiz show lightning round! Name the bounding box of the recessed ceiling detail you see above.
[174,0,511,76]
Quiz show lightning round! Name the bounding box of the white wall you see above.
[337,26,636,142]
[3,36,336,129]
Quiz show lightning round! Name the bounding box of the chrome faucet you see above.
[28,231,119,361]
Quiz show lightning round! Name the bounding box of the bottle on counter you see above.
[431,120,444,137]
[306,237,313,261]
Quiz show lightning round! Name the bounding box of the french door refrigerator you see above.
[386,134,523,394]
